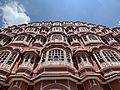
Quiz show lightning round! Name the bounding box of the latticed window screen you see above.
[36,36,41,41]
[24,54,35,64]
[88,34,97,40]
[26,36,31,42]
[77,53,87,63]
[79,28,88,32]
[52,27,62,31]
[48,49,64,61]
[66,51,70,62]
[6,52,17,65]
[26,27,36,32]
[16,35,25,41]
[0,36,4,41]
[95,52,105,64]
[3,37,8,42]
[0,36,8,42]
[77,55,82,63]
[30,55,35,64]
[0,51,10,63]
[102,50,119,62]
[82,36,87,41]
[105,36,113,41]
[36,36,44,42]
[51,34,62,41]
[42,52,46,63]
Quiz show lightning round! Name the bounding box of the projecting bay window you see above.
[76,53,92,69]
[14,35,32,45]
[48,49,64,61]
[82,34,101,45]
[105,36,113,41]
[19,53,36,71]
[104,36,117,45]
[70,36,80,45]
[0,50,20,70]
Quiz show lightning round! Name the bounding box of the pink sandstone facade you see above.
[0,21,120,90]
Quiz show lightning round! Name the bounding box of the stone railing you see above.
[19,63,33,71]
[100,62,120,69]
[78,62,93,70]
[39,61,72,68]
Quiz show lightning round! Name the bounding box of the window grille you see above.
[48,49,64,61]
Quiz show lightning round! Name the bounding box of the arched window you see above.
[25,27,36,32]
[102,50,120,62]
[26,36,31,42]
[16,35,25,41]
[0,51,10,63]
[76,53,87,63]
[82,35,87,41]
[88,34,97,40]
[105,36,114,42]
[35,36,45,43]
[79,27,89,32]
[36,36,41,41]
[71,36,78,42]
[51,34,62,41]
[24,53,35,64]
[48,49,64,61]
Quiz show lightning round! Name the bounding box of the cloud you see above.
[0,0,30,27]
[118,21,120,26]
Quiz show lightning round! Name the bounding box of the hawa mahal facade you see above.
[0,22,120,90]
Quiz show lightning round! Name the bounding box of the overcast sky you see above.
[0,0,120,28]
